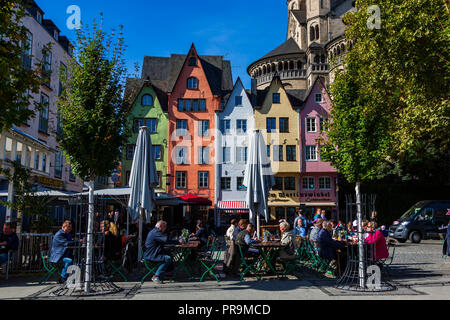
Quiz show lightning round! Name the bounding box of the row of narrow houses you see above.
[0,0,354,232]
[121,0,355,230]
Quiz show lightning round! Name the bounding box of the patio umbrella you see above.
[128,127,159,261]
[243,130,275,239]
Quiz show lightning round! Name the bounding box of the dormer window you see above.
[315,93,323,103]
[187,77,198,90]
[188,57,197,66]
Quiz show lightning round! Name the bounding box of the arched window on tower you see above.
[315,25,320,41]
[314,55,320,64]
[289,61,294,70]
[278,62,283,71]
[310,26,315,41]
[341,44,346,53]
[337,46,341,55]
[284,61,289,70]
[321,55,326,63]
[263,65,267,74]
[297,61,302,69]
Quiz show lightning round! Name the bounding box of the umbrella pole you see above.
[255,203,260,240]
[138,207,143,262]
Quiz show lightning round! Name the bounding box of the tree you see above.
[0,0,43,131]
[0,160,53,233]
[321,60,392,288]
[343,0,450,182]
[57,20,131,292]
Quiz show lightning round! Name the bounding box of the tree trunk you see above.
[355,181,366,288]
[84,180,95,293]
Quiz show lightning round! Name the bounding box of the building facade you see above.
[299,78,338,218]
[253,76,302,224]
[214,78,255,227]
[140,44,233,221]
[121,79,169,192]
[0,1,83,225]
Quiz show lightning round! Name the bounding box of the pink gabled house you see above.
[299,77,338,220]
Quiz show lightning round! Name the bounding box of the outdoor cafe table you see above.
[251,241,284,278]
[164,241,200,280]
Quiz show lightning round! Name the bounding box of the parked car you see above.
[389,200,450,244]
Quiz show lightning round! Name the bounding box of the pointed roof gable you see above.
[141,44,233,97]
[254,74,302,111]
[124,78,168,113]
[217,77,252,113]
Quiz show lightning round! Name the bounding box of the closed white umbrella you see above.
[243,130,275,239]
[128,127,159,261]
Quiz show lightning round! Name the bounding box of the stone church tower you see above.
[248,0,355,91]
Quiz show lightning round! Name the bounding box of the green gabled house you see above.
[122,78,169,191]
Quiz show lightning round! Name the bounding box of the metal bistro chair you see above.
[140,248,163,284]
[199,239,223,283]
[39,245,61,285]
[108,242,131,282]
[237,245,261,281]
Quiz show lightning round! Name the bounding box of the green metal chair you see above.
[39,249,61,285]
[140,249,163,284]
[237,246,261,281]
[108,242,131,282]
[199,240,223,283]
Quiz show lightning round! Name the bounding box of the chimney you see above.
[251,77,257,107]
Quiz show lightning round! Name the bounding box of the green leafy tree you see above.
[321,60,392,288]
[0,0,44,131]
[343,0,450,182]
[0,160,53,233]
[57,20,131,292]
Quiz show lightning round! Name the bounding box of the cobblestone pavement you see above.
[0,239,448,300]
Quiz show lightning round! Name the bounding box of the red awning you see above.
[217,201,249,214]
[178,194,212,205]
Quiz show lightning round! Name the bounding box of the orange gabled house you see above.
[140,44,233,219]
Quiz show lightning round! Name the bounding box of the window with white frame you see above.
[236,147,248,163]
[236,120,247,134]
[315,93,323,103]
[220,120,231,135]
[273,145,283,161]
[222,147,231,163]
[306,118,316,133]
[176,119,188,136]
[320,117,329,132]
[199,120,209,137]
[198,146,209,164]
[175,146,188,165]
[198,171,209,189]
[319,177,331,190]
[305,146,317,161]
[187,77,198,89]
[221,177,231,190]
[302,177,315,190]
[176,171,187,189]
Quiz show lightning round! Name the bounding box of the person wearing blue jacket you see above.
[317,221,346,261]
[49,221,79,283]
[144,220,180,283]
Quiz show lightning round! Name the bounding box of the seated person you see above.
[190,222,209,247]
[317,221,346,262]
[235,223,259,257]
[364,222,389,262]
[49,221,80,283]
[309,218,324,244]
[0,223,19,269]
[293,219,307,238]
[97,220,122,263]
[279,222,296,260]
[144,220,180,284]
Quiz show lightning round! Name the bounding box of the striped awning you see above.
[217,201,249,214]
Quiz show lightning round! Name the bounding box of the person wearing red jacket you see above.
[365,222,389,261]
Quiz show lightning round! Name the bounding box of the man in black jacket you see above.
[0,223,19,269]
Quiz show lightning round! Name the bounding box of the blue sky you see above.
[35,0,288,88]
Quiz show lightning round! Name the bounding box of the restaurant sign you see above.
[36,175,63,189]
[300,192,332,202]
